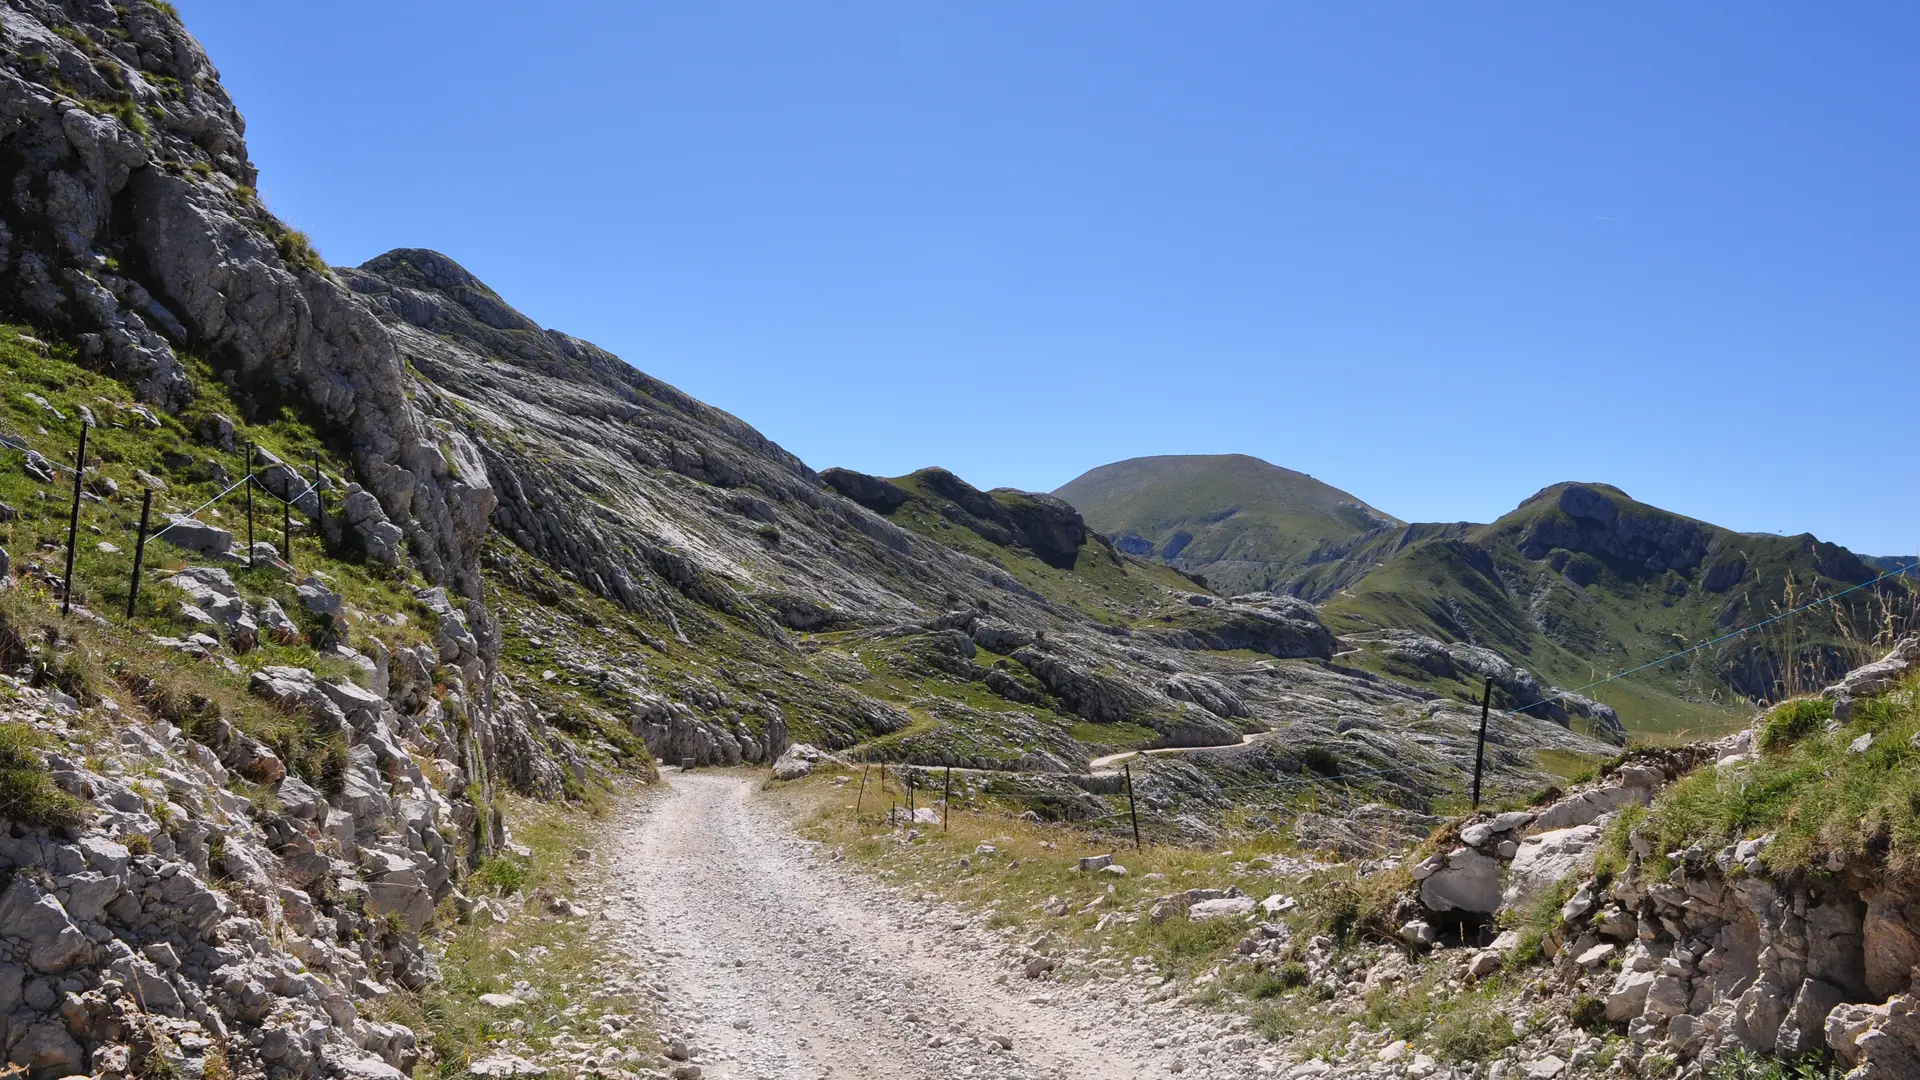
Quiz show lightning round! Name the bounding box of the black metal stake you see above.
[282,481,291,568]
[1125,760,1142,851]
[943,766,953,832]
[311,455,322,551]
[127,487,153,619]
[1471,677,1493,808]
[856,762,871,818]
[245,442,255,570]
[60,423,88,616]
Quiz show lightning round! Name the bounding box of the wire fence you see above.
[838,555,1917,849]
[27,407,1918,850]
[38,421,337,619]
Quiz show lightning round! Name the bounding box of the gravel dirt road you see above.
[591,771,1251,1080]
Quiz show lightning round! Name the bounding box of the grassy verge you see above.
[1640,678,1920,877]
[375,793,657,1079]
[765,768,1494,1059]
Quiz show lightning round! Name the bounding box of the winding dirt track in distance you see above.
[590,771,1239,1080]
[1087,733,1263,770]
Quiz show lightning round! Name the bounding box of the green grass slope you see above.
[1317,482,1912,738]
[1052,454,1401,596]
[876,467,1206,625]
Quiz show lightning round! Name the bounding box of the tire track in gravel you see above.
[595,771,1181,1080]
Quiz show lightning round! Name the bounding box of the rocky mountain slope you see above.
[4,3,1896,1079]
[1312,483,1911,737]
[776,634,1920,1080]
[343,247,1626,802]
[1055,454,1402,595]
[1060,456,1912,739]
[1389,633,1920,1080]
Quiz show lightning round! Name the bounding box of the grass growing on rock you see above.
[0,322,470,793]
[0,323,437,650]
[394,793,656,1078]
[0,720,88,826]
[1641,679,1920,877]
[770,765,1447,1055]
[0,582,355,791]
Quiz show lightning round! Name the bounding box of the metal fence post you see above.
[282,479,291,568]
[126,487,153,619]
[60,422,88,616]
[244,441,255,570]
[1471,677,1493,809]
[1125,760,1142,851]
[312,455,322,536]
[943,765,953,832]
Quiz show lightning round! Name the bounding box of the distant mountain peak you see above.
[1053,454,1398,595]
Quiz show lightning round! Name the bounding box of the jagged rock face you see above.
[824,465,1088,570]
[917,468,1086,570]
[343,244,1613,789]
[1517,484,1709,573]
[819,467,908,514]
[0,4,1616,800]
[1421,707,1920,1075]
[1144,593,1336,660]
[0,3,492,610]
[1362,628,1625,739]
[0,658,525,1080]
[344,248,973,637]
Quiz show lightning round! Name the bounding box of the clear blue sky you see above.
[180,1,1918,556]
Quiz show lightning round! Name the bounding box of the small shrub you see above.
[1710,1050,1785,1080]
[1708,1049,1846,1080]
[1759,697,1832,752]
[1508,875,1577,966]
[113,98,149,137]
[46,646,101,704]
[1299,746,1340,777]
[1314,879,1362,944]
[754,523,781,545]
[272,228,328,276]
[1570,993,1608,1034]
[1240,963,1306,1000]
[1138,913,1245,976]
[0,723,88,828]
[140,1047,180,1080]
[1430,1007,1517,1062]
[467,857,528,896]
[1306,870,1407,946]
[200,1041,234,1080]
[1363,980,1433,1041]
[1248,999,1302,1042]
[314,736,349,797]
